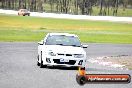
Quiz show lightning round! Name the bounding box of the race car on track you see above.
[18,9,30,16]
[37,33,88,68]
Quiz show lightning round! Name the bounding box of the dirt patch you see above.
[102,55,132,70]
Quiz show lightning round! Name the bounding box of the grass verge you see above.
[0,14,132,43]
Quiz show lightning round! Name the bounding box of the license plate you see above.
[60,58,69,62]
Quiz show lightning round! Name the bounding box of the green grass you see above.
[91,7,132,17]
[0,14,132,43]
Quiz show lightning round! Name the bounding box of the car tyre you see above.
[40,51,47,68]
[37,55,40,66]
[37,61,40,66]
[40,59,43,68]
[40,60,47,68]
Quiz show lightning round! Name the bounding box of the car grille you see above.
[53,59,76,65]
[57,53,72,56]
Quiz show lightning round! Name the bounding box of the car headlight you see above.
[48,52,56,56]
[74,54,84,58]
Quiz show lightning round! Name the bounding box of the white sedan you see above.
[37,33,88,68]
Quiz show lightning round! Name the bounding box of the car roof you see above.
[19,9,27,10]
[48,33,78,37]
[19,9,28,11]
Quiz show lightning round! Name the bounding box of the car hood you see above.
[42,45,86,54]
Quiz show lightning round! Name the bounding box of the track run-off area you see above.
[0,42,132,88]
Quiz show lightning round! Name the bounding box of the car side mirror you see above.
[38,40,44,45]
[82,45,88,48]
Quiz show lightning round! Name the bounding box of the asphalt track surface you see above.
[0,42,132,88]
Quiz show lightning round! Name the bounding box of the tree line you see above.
[0,0,132,16]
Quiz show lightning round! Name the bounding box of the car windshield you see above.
[45,35,81,47]
[22,9,28,12]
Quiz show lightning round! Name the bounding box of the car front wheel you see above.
[37,55,40,66]
[40,51,47,68]
[40,59,43,68]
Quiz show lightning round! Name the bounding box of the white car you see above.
[18,9,30,16]
[37,33,88,68]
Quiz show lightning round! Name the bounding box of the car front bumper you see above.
[43,56,86,67]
